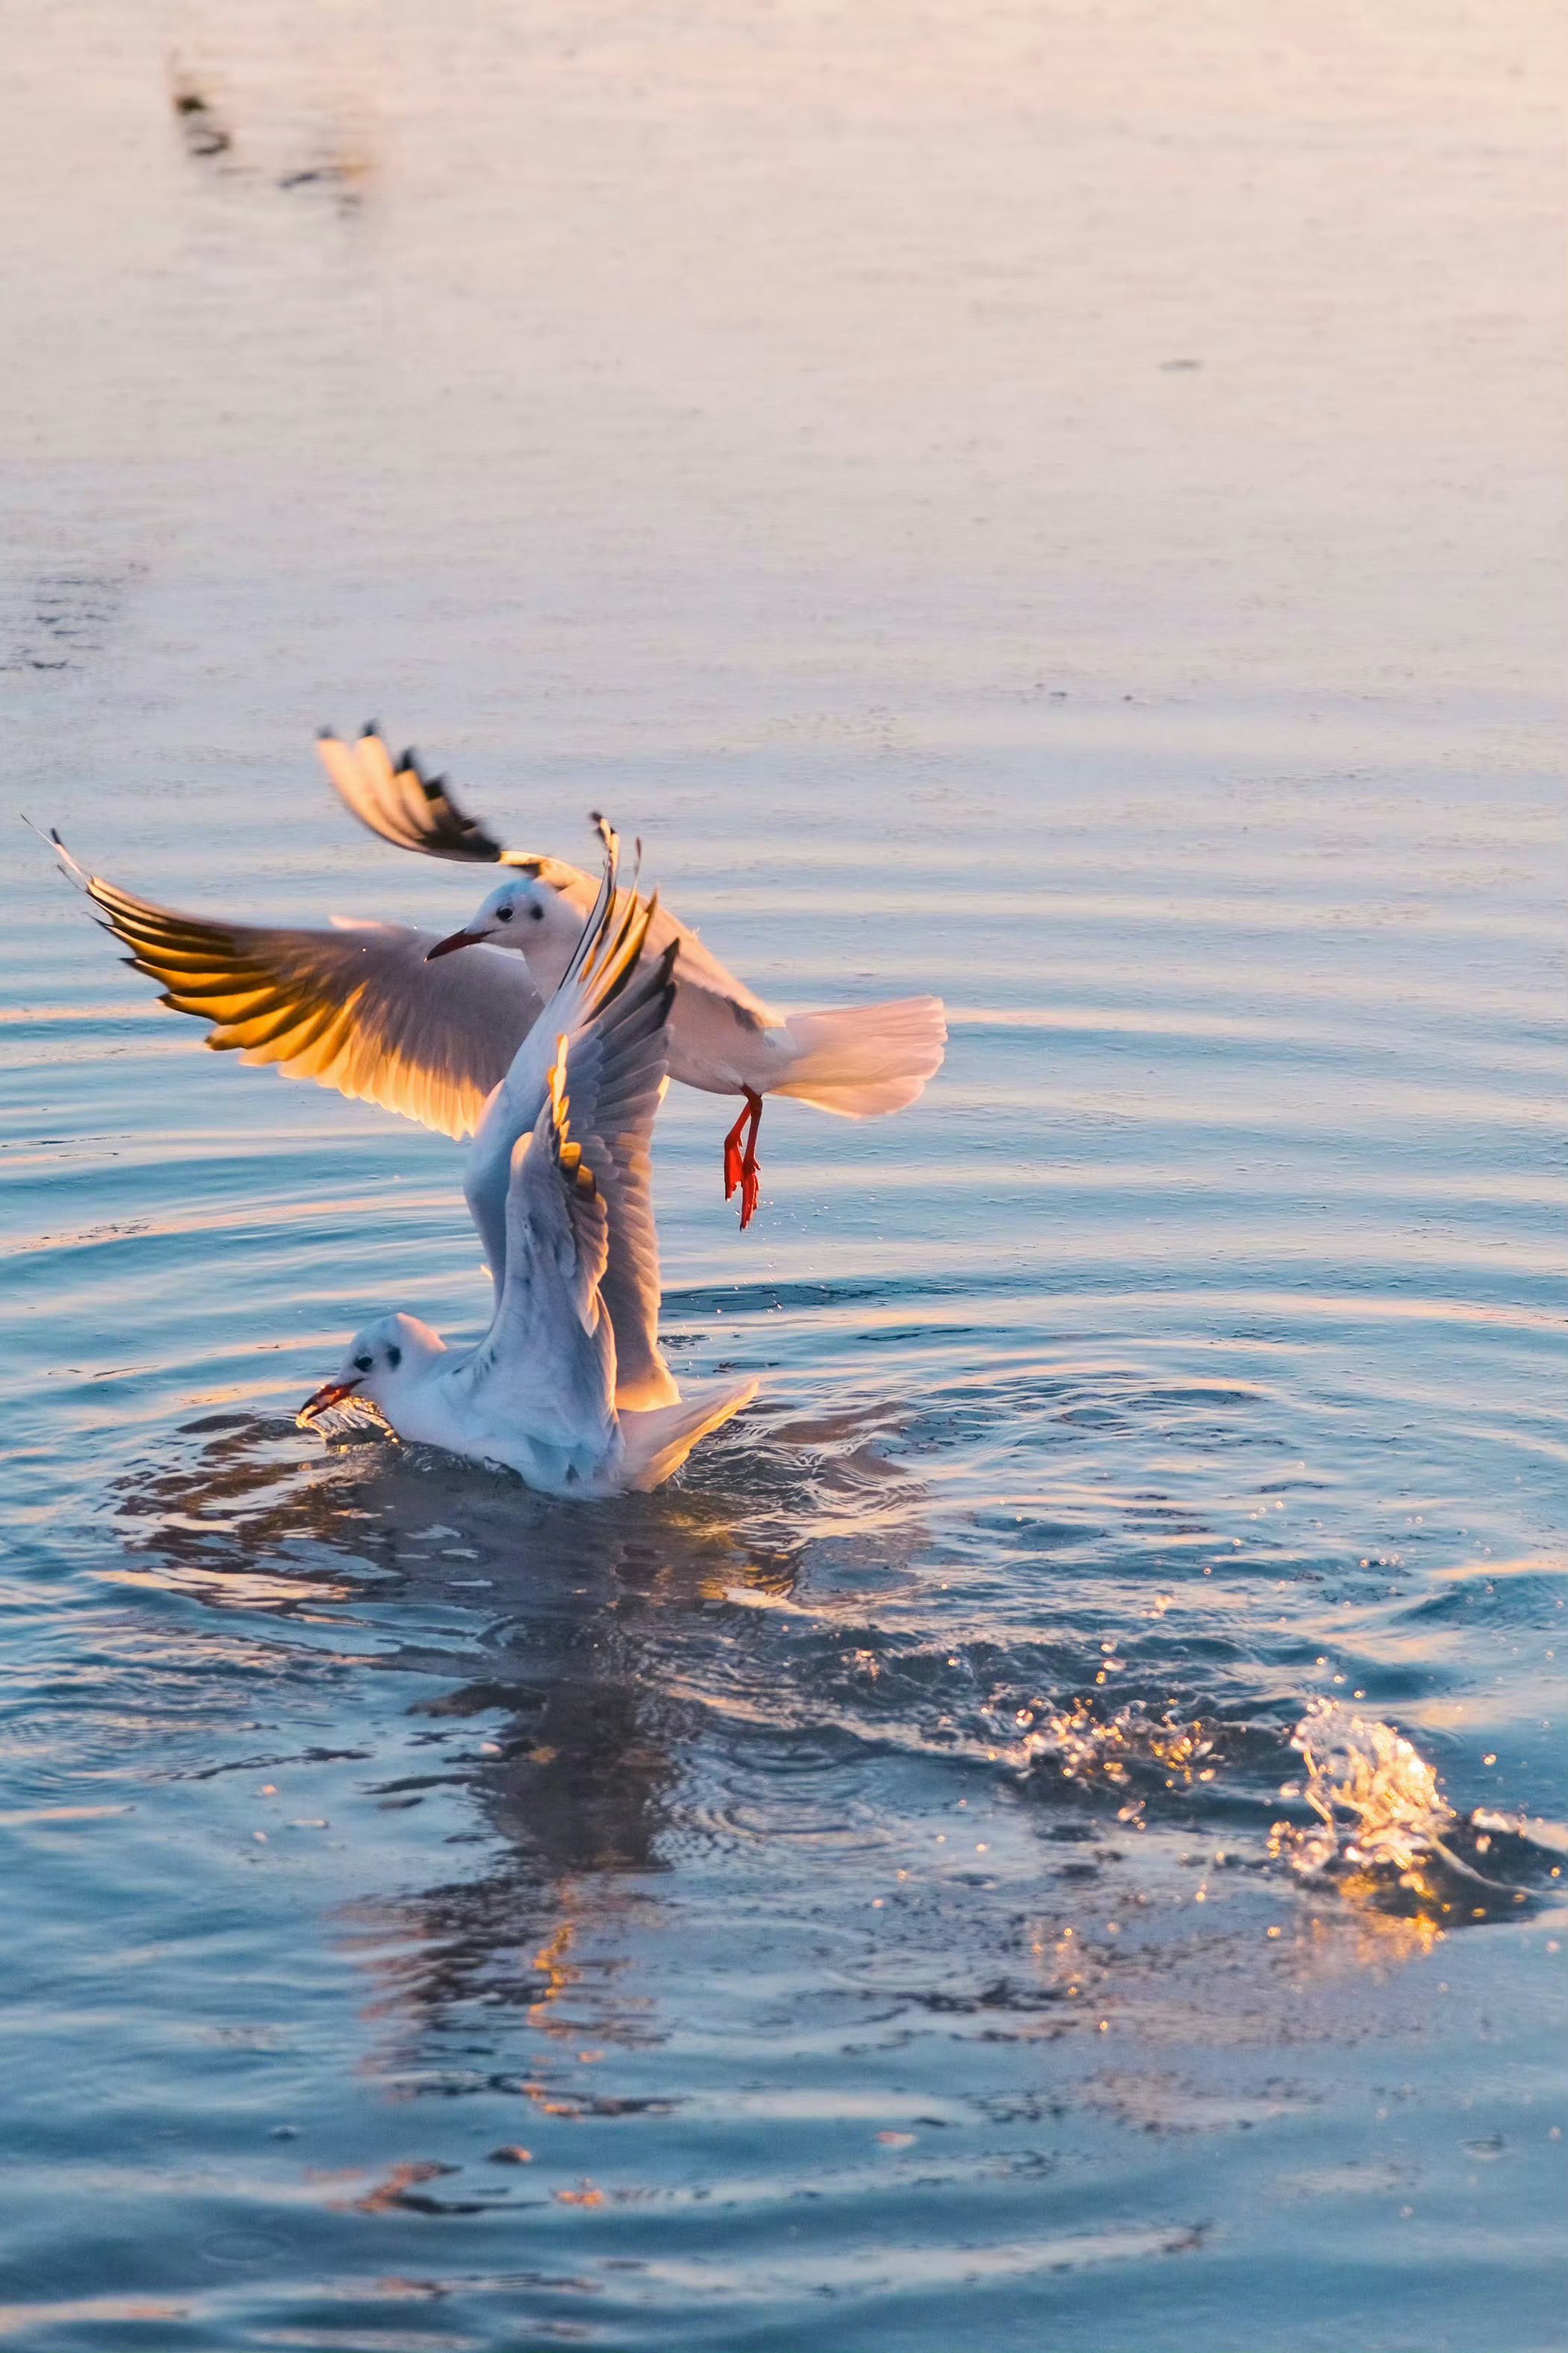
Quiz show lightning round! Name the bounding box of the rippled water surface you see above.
[3,3,1565,2346]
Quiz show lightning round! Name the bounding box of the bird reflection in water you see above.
[340,1675,693,2075]
[104,1403,819,2089]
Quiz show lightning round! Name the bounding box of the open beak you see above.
[426,927,483,962]
[297,1376,361,1428]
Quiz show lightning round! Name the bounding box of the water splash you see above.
[1269,1700,1456,1882]
[296,1394,396,1444]
[997,1698,1219,1813]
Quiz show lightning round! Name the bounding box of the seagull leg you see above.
[722,1096,750,1200]
[738,1091,763,1229]
[722,1088,765,1230]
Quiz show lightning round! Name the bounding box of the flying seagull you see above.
[322,729,946,1227]
[41,729,945,1230]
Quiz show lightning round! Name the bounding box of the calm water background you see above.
[2,3,1565,2346]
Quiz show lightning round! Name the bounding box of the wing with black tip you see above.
[316,728,511,864]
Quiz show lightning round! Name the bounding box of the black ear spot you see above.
[530,903,545,920]
[387,1344,402,1370]
[354,1353,374,1372]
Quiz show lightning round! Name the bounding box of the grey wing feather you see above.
[53,840,543,1141]
[561,941,680,1407]
[463,818,678,1403]
[461,1060,617,1447]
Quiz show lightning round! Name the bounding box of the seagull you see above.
[299,824,757,1497]
[40,728,945,1231]
[324,729,948,1227]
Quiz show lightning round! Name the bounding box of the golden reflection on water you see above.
[1292,1899,1446,1973]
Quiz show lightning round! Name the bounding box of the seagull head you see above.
[298,1312,445,1428]
[427,873,560,960]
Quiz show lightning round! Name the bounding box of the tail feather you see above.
[772,997,946,1117]
[618,1377,758,1492]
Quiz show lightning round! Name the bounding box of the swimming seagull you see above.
[299,823,757,1496]
[321,729,947,1227]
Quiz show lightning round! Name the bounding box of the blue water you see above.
[2,4,1565,2346]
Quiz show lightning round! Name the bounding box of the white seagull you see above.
[325,730,948,1228]
[43,729,946,1229]
[298,826,756,1497]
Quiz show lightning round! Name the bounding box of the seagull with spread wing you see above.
[323,729,948,1227]
[46,729,946,1230]
[297,822,756,1497]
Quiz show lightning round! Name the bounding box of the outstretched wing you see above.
[509,1050,614,1340]
[557,938,679,1409]
[317,729,511,866]
[52,838,544,1142]
[456,1049,619,1454]
[520,821,678,1408]
[465,820,679,1408]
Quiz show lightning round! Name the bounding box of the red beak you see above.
[426,928,482,962]
[297,1375,362,1427]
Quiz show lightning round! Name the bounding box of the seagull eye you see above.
[497,906,513,923]
[354,1354,373,1372]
